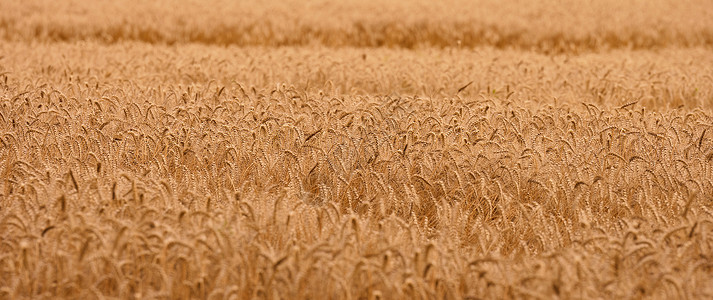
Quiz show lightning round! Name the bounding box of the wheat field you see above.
[1,1,713,299]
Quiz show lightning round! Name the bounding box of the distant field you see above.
[1,1,713,299]
[2,0,713,51]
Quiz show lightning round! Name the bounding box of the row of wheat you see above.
[2,42,712,109]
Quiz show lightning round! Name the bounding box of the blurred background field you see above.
[1,0,712,51]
